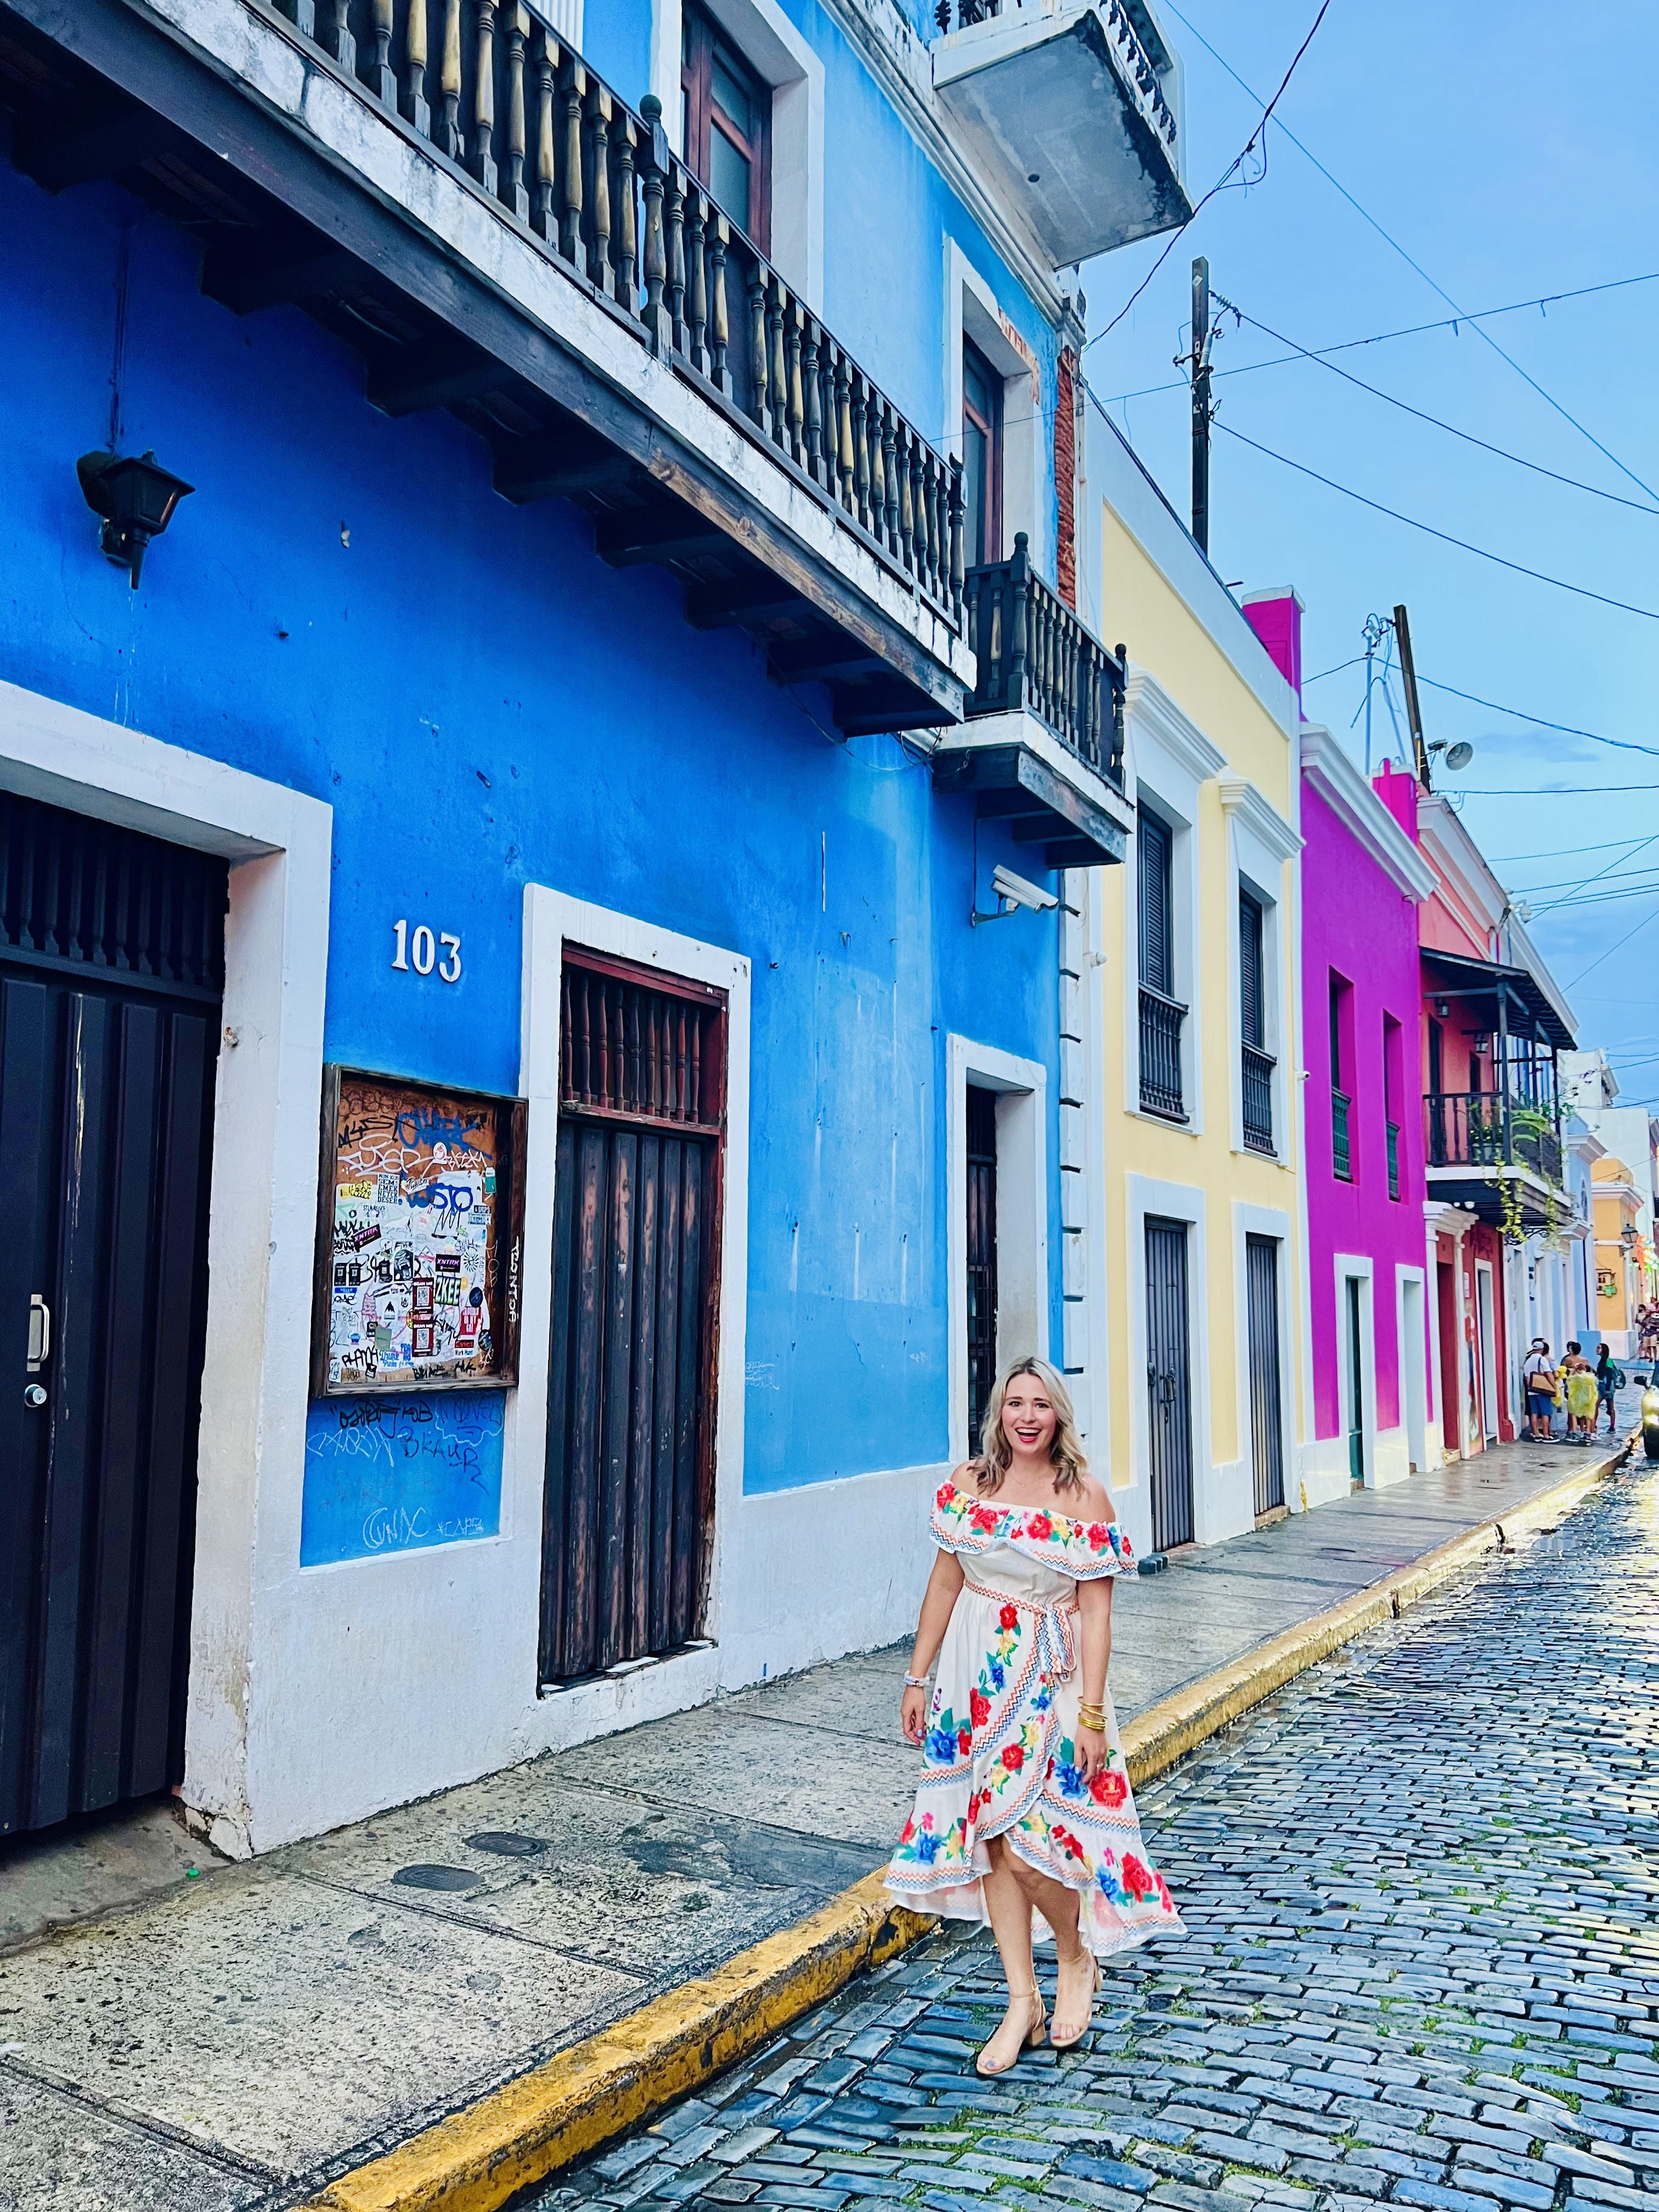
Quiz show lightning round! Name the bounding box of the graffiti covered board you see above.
[311,1069,526,1395]
[300,1393,505,1566]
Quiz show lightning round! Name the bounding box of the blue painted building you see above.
[0,0,1186,1848]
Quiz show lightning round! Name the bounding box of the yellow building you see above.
[1592,1154,1645,1354]
[1076,402,1306,1557]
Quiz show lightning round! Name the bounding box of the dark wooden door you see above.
[1245,1234,1284,1515]
[540,955,726,1685]
[0,793,224,1838]
[1144,1215,1193,1551]
[1347,1275,1366,1487]
[966,1084,998,1453]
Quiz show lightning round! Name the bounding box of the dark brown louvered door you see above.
[540,951,726,1686]
[0,792,224,1838]
[966,1085,998,1453]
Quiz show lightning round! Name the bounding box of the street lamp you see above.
[76,448,194,588]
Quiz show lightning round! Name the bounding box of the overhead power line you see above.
[1086,0,1334,351]
[1305,661,1659,763]
[1101,274,1659,403]
[1209,297,1659,516]
[1458,782,1659,796]
[1155,0,1659,503]
[1212,422,1659,622]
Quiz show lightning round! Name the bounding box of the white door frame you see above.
[1397,1266,1429,1475]
[946,1034,1048,1469]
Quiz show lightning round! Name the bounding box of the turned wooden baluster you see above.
[708,213,732,393]
[328,0,354,74]
[852,376,872,529]
[638,95,670,351]
[439,0,464,160]
[785,298,804,466]
[472,0,498,198]
[404,0,431,136]
[747,262,769,428]
[615,115,637,308]
[769,280,788,452]
[911,444,930,591]
[868,395,886,532]
[802,317,823,482]
[589,88,612,294]
[503,5,529,218]
[879,404,898,554]
[369,0,396,105]
[532,30,556,240]
[948,455,965,622]
[685,188,708,372]
[895,421,914,571]
[558,57,585,274]
[833,346,854,510]
[666,165,687,352]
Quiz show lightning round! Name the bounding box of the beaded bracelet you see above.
[904,1673,930,1690]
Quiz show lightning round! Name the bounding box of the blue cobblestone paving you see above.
[528,1464,1659,2212]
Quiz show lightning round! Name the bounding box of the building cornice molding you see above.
[1217,775,1302,863]
[1124,667,1228,786]
[814,0,1068,326]
[1417,793,1508,932]
[1300,726,1435,900]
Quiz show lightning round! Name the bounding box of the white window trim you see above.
[946,1034,1048,1469]
[650,0,826,309]
[1122,1175,1216,1551]
[1218,778,1299,1165]
[1232,1202,1295,1527]
[0,678,334,1861]
[945,240,1042,569]
[1334,1253,1379,1491]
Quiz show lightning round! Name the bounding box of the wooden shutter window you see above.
[1239,890,1265,1049]
[681,1,771,253]
[1137,806,1173,996]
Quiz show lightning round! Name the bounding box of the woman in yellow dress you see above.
[885,1356,1181,2075]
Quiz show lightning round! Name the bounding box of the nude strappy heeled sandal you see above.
[975,1984,1048,2076]
[1049,1951,1103,2050]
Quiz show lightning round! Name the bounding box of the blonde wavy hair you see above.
[974,1355,1089,1497]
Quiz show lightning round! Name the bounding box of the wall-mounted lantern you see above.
[76,449,194,587]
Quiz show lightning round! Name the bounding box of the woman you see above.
[1596,1343,1624,1436]
[886,1356,1180,2076]
[1521,1340,1556,1441]
[1561,1342,1596,1444]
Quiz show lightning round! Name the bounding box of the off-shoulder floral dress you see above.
[885,1480,1182,1957]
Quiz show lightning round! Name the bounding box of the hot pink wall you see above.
[1300,778,1429,1438]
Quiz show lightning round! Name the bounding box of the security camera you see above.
[992,865,1059,913]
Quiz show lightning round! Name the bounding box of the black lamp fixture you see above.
[76,448,194,588]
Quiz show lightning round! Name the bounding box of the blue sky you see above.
[1080,0,1659,1104]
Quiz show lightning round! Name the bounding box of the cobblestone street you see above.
[536,1463,1659,2212]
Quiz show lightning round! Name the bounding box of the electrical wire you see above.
[1210,297,1659,516]
[1492,836,1659,865]
[1086,0,1334,352]
[1156,0,1659,504]
[1098,274,1659,403]
[1459,783,1659,796]
[1213,421,1659,622]
[1306,658,1659,761]
[1566,902,1659,989]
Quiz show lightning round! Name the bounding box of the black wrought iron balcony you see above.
[4,0,973,736]
[1425,1092,1564,1187]
[1333,1089,1352,1181]
[1139,986,1187,1121]
[962,538,1126,788]
[1242,1045,1275,1155]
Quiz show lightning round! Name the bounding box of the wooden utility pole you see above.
[1393,602,1429,788]
[1191,256,1211,556]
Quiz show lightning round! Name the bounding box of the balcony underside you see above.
[931,719,1131,868]
[933,5,1191,267]
[1426,1164,1565,1232]
[0,0,967,736]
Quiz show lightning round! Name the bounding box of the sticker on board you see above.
[311,1068,526,1395]
[301,1393,505,1566]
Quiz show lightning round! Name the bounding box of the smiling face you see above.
[1000,1375,1058,1462]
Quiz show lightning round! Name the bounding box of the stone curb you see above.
[308,1446,1621,2212]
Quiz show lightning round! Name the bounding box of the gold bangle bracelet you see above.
[1077,1703,1106,1731]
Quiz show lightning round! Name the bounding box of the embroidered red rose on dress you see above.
[1026,1513,1053,1539]
[969,1689,990,1729]
[999,1602,1019,1629]
[1000,1743,1025,1772]
[1090,1769,1128,1808]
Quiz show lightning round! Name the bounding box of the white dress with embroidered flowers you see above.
[885,1480,1182,1958]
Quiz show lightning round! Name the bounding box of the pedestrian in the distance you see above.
[1561,1342,1596,1444]
[887,1355,1181,2076]
[1522,1340,1556,1441]
[1596,1342,1624,1436]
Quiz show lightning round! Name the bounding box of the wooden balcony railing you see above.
[1242,1044,1275,1155]
[1425,1092,1564,1187]
[963,537,1127,785]
[273,0,963,628]
[1138,985,1186,1121]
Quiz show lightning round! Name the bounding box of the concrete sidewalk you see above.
[0,1432,1624,2211]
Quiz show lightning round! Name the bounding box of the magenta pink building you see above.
[1244,594,1438,1503]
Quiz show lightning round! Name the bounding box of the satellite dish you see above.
[1443,741,1475,772]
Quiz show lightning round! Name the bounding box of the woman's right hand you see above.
[900,1683,930,1745]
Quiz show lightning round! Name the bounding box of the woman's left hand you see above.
[1075,1725,1108,1781]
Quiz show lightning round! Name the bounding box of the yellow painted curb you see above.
[309,1448,1617,2212]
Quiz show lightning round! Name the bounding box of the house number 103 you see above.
[391,918,462,983]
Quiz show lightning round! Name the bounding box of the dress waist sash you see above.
[962,1576,1080,1684]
